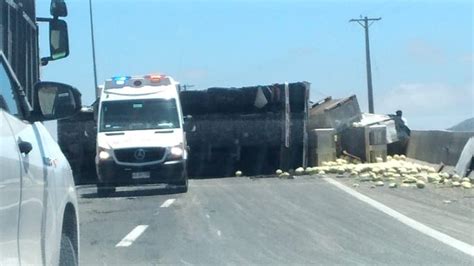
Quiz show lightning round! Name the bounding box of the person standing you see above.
[388,110,411,155]
[396,110,408,126]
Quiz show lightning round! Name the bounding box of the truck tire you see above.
[59,233,78,266]
[97,183,115,197]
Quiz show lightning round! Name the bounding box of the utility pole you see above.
[89,0,99,98]
[349,16,381,114]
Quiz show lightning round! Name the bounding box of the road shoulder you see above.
[330,175,474,246]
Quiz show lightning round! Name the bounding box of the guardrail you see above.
[407,130,474,166]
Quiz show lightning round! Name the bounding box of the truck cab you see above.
[95,74,188,196]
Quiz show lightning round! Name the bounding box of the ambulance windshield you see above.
[99,99,180,132]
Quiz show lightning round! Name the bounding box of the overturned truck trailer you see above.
[58,106,97,184]
[181,82,310,177]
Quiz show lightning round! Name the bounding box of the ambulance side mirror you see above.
[183,115,195,132]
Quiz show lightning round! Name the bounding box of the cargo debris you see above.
[311,155,471,190]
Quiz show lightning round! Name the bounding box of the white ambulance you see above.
[95,74,188,196]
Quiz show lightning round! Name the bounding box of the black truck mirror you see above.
[49,19,69,60]
[50,0,68,17]
[32,82,81,121]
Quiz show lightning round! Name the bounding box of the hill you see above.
[448,117,474,132]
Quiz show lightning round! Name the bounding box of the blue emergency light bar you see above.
[105,74,170,90]
[112,76,131,81]
[112,76,131,85]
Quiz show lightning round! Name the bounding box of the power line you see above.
[349,16,381,114]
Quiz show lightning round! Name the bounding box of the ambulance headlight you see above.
[169,146,184,160]
[97,145,112,161]
[99,150,111,160]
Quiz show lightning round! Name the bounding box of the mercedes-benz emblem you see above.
[134,149,146,161]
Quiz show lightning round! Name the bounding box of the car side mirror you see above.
[42,19,69,65]
[32,82,81,121]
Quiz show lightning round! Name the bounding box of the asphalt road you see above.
[77,176,474,265]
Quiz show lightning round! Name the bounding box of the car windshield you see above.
[99,99,180,132]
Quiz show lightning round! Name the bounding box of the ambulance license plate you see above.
[132,172,150,179]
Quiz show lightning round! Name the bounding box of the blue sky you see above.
[37,0,473,130]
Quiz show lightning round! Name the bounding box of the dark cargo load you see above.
[181,84,287,115]
[58,107,97,184]
[182,82,310,177]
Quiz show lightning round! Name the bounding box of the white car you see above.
[0,52,81,265]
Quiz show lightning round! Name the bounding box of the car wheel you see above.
[59,233,78,266]
[97,183,115,197]
[169,178,188,193]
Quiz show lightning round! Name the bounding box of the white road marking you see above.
[116,225,149,247]
[205,214,210,219]
[323,178,474,257]
[217,230,222,237]
[160,199,176,208]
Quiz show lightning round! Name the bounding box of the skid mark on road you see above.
[116,225,149,247]
[160,199,176,208]
[324,178,474,257]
